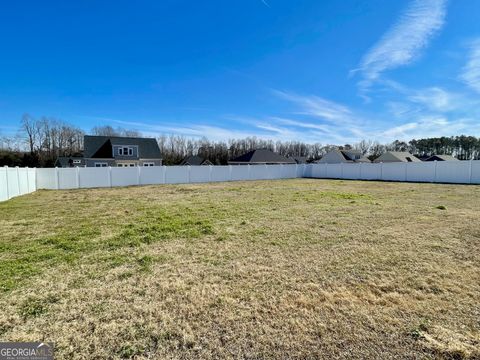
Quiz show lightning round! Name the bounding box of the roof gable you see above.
[230,149,295,164]
[84,135,161,159]
[180,155,212,165]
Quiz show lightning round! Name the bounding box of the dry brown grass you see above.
[0,179,479,359]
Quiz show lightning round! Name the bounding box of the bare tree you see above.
[20,113,39,154]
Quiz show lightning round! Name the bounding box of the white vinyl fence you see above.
[304,160,480,184]
[1,161,480,202]
[0,167,36,202]
[36,164,304,190]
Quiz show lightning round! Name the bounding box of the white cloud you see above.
[356,0,447,91]
[378,116,480,141]
[408,87,455,111]
[272,90,354,124]
[460,39,480,94]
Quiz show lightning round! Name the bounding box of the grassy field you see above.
[0,179,479,359]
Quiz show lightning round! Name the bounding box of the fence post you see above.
[4,166,9,200]
[25,167,30,194]
[359,162,363,180]
[404,162,408,182]
[16,167,21,195]
[229,165,233,181]
[108,166,112,187]
[209,165,213,182]
[162,166,167,184]
[340,162,344,179]
[248,164,251,180]
[469,160,473,184]
[187,165,191,183]
[137,165,141,185]
[433,160,438,183]
[76,166,80,188]
[55,167,59,190]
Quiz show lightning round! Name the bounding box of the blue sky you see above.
[1,0,480,144]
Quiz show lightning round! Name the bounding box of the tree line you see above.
[1,114,480,167]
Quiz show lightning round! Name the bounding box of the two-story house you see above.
[82,135,162,167]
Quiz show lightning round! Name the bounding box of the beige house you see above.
[373,151,420,163]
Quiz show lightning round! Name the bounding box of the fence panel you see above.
[267,165,283,179]
[406,162,436,183]
[140,166,165,185]
[211,166,231,182]
[0,168,8,201]
[342,164,361,179]
[380,163,405,181]
[471,161,480,184]
[435,161,471,183]
[165,166,189,184]
[325,164,342,178]
[189,166,211,183]
[249,165,270,180]
[36,168,57,189]
[28,168,36,193]
[18,168,30,194]
[231,165,250,181]
[358,163,380,180]
[0,167,37,201]
[282,164,298,179]
[310,164,326,178]
[58,168,78,189]
[111,167,139,187]
[6,167,20,198]
[79,167,111,188]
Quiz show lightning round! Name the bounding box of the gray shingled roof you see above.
[84,135,161,159]
[180,155,212,165]
[425,154,459,161]
[229,149,296,164]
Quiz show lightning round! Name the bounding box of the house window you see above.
[73,160,81,164]
[406,157,413,162]
[143,162,155,167]
[118,147,134,156]
[95,162,108,167]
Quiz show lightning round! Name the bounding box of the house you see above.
[316,149,370,164]
[54,156,86,168]
[373,151,420,163]
[180,155,213,166]
[82,135,162,167]
[228,149,296,165]
[424,154,459,161]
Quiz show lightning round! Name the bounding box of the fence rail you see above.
[1,161,480,202]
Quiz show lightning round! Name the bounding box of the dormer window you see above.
[118,146,134,156]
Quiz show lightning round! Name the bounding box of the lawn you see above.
[0,179,479,359]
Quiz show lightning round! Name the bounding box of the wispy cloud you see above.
[408,86,455,111]
[272,90,353,124]
[355,0,447,93]
[378,116,480,141]
[261,0,270,8]
[460,39,480,94]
